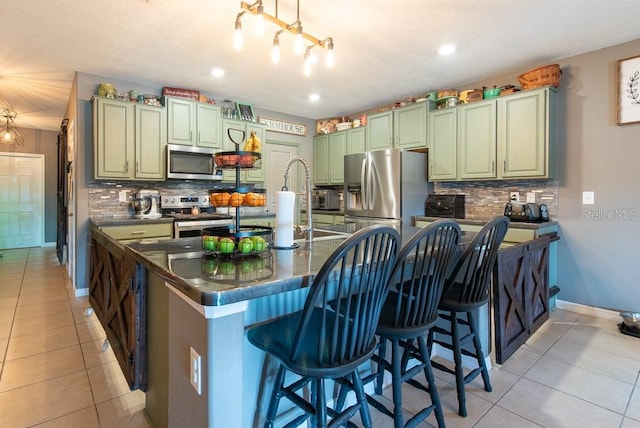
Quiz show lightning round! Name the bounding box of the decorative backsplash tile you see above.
[434,179,558,220]
[88,180,260,218]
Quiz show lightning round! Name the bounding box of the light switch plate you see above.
[582,191,595,205]
[526,192,536,203]
[118,190,128,203]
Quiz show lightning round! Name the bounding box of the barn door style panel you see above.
[493,235,551,364]
[89,228,147,390]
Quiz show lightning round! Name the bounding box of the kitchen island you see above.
[90,222,452,428]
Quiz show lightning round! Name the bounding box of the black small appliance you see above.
[424,194,465,219]
[504,201,549,222]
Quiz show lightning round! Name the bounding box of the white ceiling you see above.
[2,0,640,132]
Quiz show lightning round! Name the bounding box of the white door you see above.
[0,152,45,249]
[264,141,300,220]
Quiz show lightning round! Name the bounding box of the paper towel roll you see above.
[275,191,295,248]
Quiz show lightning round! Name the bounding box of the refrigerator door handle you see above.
[367,155,376,210]
[360,157,368,210]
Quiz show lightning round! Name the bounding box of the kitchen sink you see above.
[292,228,350,242]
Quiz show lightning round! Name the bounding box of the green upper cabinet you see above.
[166,97,195,145]
[135,104,167,179]
[366,102,428,151]
[166,97,221,148]
[221,119,266,182]
[313,134,329,184]
[427,108,457,181]
[93,97,166,181]
[366,110,394,151]
[346,127,366,154]
[196,103,222,148]
[328,132,346,184]
[427,86,557,182]
[457,99,497,179]
[394,102,428,149]
[498,87,556,179]
[313,132,345,185]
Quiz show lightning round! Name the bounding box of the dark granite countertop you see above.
[413,216,557,230]
[125,223,474,307]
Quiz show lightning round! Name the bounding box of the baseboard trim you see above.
[74,287,89,297]
[555,299,621,322]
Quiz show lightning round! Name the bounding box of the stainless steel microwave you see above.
[166,144,223,180]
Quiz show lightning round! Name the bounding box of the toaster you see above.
[504,202,549,222]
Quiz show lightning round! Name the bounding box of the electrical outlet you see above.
[190,347,202,395]
[509,192,520,202]
[526,192,536,203]
[118,190,129,202]
[582,191,595,205]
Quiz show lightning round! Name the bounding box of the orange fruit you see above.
[214,192,230,206]
[229,192,245,207]
[258,193,266,206]
[245,192,259,207]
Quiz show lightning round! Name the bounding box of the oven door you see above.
[173,219,233,238]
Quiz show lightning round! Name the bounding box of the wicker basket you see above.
[518,64,562,89]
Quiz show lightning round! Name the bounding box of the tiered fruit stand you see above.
[202,129,273,259]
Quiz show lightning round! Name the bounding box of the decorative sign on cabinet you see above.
[93,97,166,181]
[427,86,556,182]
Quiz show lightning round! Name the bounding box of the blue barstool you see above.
[357,219,461,428]
[247,224,400,427]
[430,216,509,417]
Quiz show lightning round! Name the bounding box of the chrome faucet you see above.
[283,156,313,241]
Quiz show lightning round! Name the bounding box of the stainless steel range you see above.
[161,194,233,238]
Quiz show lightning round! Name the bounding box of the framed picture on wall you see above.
[617,54,640,125]
[235,102,255,122]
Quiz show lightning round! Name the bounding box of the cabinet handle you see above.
[125,161,129,173]
[491,161,495,173]
[130,231,146,235]
[190,131,193,141]
[503,160,506,172]
[136,161,140,173]
[198,132,201,143]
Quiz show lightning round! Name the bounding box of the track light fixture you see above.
[234,0,335,74]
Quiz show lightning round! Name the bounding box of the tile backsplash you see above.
[434,179,558,219]
[88,180,265,218]
[89,179,558,221]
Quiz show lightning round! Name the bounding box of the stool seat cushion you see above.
[248,308,377,379]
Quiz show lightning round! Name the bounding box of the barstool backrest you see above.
[290,225,400,368]
[385,220,461,332]
[444,216,510,307]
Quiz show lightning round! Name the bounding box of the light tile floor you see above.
[1,247,639,427]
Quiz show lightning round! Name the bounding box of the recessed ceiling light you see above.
[211,67,225,78]
[438,43,457,56]
[309,93,320,102]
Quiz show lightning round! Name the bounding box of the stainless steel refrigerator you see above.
[344,148,432,226]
